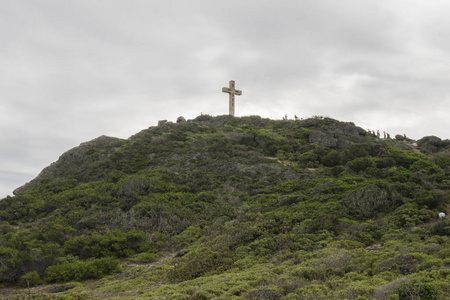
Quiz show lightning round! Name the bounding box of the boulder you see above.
[176,116,186,123]
[309,130,337,148]
[417,136,442,147]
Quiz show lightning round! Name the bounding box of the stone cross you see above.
[222,80,242,116]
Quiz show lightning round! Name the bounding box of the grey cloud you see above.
[1,0,450,197]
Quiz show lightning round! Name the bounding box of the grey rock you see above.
[175,250,188,258]
[417,135,442,147]
[309,130,337,148]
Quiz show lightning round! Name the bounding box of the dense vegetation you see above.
[1,115,450,299]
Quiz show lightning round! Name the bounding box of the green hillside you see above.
[1,115,450,299]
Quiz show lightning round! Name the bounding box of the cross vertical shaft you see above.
[222,80,242,116]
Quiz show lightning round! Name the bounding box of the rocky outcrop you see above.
[176,116,186,123]
[309,130,337,148]
[417,136,442,147]
[417,135,450,153]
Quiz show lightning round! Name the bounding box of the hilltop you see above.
[1,115,449,299]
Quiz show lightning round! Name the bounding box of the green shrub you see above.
[291,266,328,281]
[437,248,450,259]
[295,284,330,299]
[347,157,376,173]
[278,193,305,206]
[376,157,396,168]
[64,229,150,259]
[191,290,216,300]
[430,220,450,236]
[331,165,345,177]
[435,156,450,169]
[244,287,282,300]
[342,184,402,220]
[172,226,203,245]
[20,271,42,287]
[46,257,121,283]
[322,150,342,167]
[389,203,434,228]
[413,190,448,209]
[297,151,319,168]
[343,144,371,161]
[378,255,423,275]
[137,252,159,263]
[166,249,233,282]
[397,281,437,300]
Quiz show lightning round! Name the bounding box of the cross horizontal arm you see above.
[222,88,242,96]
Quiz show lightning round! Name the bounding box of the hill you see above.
[1,115,450,299]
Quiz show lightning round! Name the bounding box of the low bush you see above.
[64,229,150,259]
[342,184,402,220]
[430,220,450,236]
[166,248,233,282]
[137,252,158,263]
[397,281,438,300]
[294,284,330,299]
[347,157,376,173]
[20,271,42,287]
[45,257,121,283]
[244,287,282,300]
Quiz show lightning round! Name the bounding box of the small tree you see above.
[20,270,42,287]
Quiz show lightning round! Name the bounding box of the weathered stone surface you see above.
[355,126,367,136]
[158,120,168,126]
[333,122,360,135]
[309,130,337,148]
[176,116,186,123]
[417,135,442,147]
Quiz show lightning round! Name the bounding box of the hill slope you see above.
[1,115,450,299]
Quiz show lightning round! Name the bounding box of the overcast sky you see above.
[1,0,450,198]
